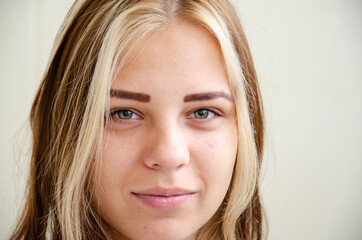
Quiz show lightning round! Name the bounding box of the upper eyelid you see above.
[110,108,138,114]
[108,107,222,114]
[187,107,222,116]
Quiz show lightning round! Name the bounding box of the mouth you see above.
[131,187,196,209]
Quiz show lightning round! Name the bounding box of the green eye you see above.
[108,109,142,122]
[194,109,210,119]
[117,110,133,119]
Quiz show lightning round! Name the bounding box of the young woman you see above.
[11,0,265,239]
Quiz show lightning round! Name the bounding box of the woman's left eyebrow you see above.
[184,91,233,102]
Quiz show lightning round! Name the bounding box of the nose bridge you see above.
[142,119,190,170]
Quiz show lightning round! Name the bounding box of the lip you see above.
[131,186,196,209]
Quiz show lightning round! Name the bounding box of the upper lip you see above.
[132,186,196,196]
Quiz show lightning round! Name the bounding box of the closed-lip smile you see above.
[131,186,196,209]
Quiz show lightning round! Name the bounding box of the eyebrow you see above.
[110,89,151,102]
[184,91,233,102]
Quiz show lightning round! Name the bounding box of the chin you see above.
[112,221,198,240]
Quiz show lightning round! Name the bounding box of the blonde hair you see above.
[11,0,264,239]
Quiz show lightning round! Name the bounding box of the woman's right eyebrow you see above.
[110,89,151,102]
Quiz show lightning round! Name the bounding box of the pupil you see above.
[118,110,132,119]
[196,109,208,119]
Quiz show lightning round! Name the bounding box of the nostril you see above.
[151,163,160,168]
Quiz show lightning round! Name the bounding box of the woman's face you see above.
[96,22,238,240]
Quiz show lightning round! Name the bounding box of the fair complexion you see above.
[96,21,238,240]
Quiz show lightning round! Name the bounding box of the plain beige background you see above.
[1,0,361,239]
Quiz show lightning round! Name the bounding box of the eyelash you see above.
[107,108,221,121]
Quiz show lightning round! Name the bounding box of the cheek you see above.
[193,131,237,179]
[191,131,237,216]
[98,132,139,192]
[197,128,238,160]
[93,132,141,225]
[102,131,139,165]
[205,139,218,149]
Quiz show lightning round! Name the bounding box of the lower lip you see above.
[132,193,195,209]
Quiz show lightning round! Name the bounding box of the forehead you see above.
[114,21,230,94]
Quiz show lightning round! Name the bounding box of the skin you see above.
[96,21,238,240]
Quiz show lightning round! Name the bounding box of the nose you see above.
[142,122,190,170]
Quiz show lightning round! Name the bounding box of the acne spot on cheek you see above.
[205,139,218,148]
